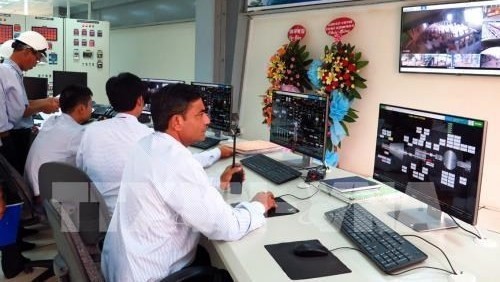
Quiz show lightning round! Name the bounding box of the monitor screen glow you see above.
[400,0,500,76]
[373,104,486,227]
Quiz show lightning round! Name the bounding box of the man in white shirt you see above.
[102,83,276,282]
[25,85,93,201]
[76,72,232,216]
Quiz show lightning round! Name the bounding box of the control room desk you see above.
[199,150,500,282]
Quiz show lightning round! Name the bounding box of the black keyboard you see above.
[324,203,428,273]
[240,154,302,184]
[191,137,220,150]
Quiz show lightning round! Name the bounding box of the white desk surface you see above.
[197,147,500,282]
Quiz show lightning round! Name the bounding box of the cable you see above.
[329,244,455,275]
[402,234,457,275]
[449,216,482,239]
[479,205,500,213]
[276,183,320,200]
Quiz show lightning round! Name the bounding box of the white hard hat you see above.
[0,39,14,59]
[14,31,48,63]
[15,31,48,53]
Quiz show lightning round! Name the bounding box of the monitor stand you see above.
[387,205,457,232]
[279,155,311,170]
[206,129,229,141]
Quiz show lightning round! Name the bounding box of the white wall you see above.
[109,22,195,82]
[239,0,500,208]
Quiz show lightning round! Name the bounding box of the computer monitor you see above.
[53,71,87,96]
[141,78,185,104]
[191,82,232,136]
[373,104,486,231]
[270,91,329,167]
[23,77,48,100]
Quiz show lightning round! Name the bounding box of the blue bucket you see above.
[0,202,23,247]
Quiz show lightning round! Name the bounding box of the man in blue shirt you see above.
[0,31,59,175]
[0,31,59,279]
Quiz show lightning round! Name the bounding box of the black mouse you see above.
[293,241,329,257]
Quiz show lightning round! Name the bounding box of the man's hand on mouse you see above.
[252,191,277,213]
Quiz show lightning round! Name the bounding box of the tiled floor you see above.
[0,224,57,281]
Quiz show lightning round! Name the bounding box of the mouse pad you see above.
[266,197,299,218]
[230,197,299,218]
[264,239,351,280]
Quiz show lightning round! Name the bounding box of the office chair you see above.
[0,154,38,223]
[38,161,110,249]
[43,199,104,282]
[44,199,226,282]
[0,154,54,281]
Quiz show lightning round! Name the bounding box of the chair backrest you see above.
[38,162,110,246]
[0,153,36,216]
[44,199,104,282]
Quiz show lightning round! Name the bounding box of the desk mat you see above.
[265,239,351,280]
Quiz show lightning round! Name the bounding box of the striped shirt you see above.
[101,132,265,282]
[76,113,222,216]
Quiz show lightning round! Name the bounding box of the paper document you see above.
[224,140,282,155]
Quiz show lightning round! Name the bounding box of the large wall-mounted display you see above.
[247,0,351,12]
[400,0,500,76]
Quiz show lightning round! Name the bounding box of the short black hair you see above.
[59,85,93,114]
[105,72,146,112]
[150,84,202,132]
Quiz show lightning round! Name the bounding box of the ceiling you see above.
[0,0,196,28]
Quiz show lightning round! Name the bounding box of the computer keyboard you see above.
[240,154,302,184]
[191,137,220,150]
[324,203,428,273]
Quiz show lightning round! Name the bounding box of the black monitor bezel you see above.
[373,103,486,225]
[190,81,233,133]
[270,90,329,162]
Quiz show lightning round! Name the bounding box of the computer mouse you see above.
[293,242,329,257]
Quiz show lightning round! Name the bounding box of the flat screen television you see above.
[270,91,329,167]
[373,104,486,231]
[400,0,500,75]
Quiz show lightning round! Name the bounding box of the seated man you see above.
[76,72,232,216]
[25,85,93,202]
[101,83,276,282]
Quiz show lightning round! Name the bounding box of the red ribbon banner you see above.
[325,17,355,42]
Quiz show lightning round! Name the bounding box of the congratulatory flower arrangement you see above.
[262,40,312,125]
[308,41,368,166]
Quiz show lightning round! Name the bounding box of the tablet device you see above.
[320,176,380,193]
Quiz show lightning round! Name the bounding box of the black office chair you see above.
[38,162,110,249]
[0,154,38,222]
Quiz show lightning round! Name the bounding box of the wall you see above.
[109,22,195,82]
[239,0,500,208]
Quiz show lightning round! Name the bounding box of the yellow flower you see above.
[325,72,335,85]
[324,53,333,63]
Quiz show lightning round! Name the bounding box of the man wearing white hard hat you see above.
[0,31,59,278]
[0,31,59,174]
